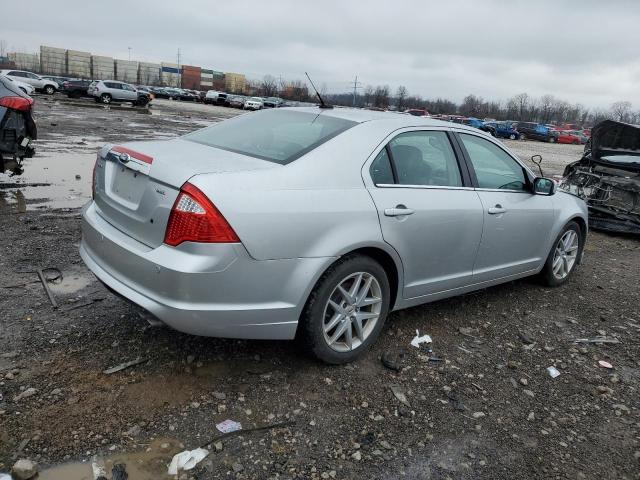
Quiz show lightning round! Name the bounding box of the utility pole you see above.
[352,75,362,107]
[128,47,132,61]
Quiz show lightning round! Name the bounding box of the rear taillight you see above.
[164,183,240,246]
[0,96,33,111]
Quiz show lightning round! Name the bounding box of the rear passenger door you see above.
[455,132,555,282]
[365,129,484,299]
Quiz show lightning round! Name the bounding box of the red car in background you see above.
[404,108,430,117]
[553,130,583,144]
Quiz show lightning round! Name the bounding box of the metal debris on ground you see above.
[572,336,620,344]
[381,350,406,372]
[598,360,614,369]
[167,448,209,476]
[518,332,535,344]
[37,268,62,309]
[103,357,145,374]
[389,385,410,407]
[547,366,561,378]
[216,419,243,434]
[199,420,295,449]
[410,330,432,348]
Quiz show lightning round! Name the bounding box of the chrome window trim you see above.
[372,183,532,194]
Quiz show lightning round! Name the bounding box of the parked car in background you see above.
[484,121,521,140]
[569,131,589,144]
[42,75,70,87]
[516,122,557,142]
[88,80,150,106]
[149,87,172,99]
[226,95,246,108]
[81,108,587,364]
[554,131,584,145]
[263,97,284,108]
[204,90,225,105]
[244,97,264,110]
[0,70,59,94]
[62,79,94,99]
[0,76,37,174]
[1,76,35,96]
[404,108,430,117]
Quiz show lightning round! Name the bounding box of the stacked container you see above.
[138,62,160,85]
[224,73,246,94]
[200,69,214,89]
[160,62,181,87]
[66,50,91,78]
[91,55,115,80]
[40,46,67,76]
[181,65,201,89]
[8,53,40,72]
[115,60,138,83]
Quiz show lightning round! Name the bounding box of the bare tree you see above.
[396,86,408,111]
[610,101,632,122]
[363,86,374,107]
[260,75,279,97]
[373,85,390,108]
[511,93,530,121]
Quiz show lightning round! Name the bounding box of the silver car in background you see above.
[80,108,588,363]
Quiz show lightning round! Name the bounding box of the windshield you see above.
[183,109,358,164]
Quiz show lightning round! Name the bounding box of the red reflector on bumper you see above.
[111,146,154,164]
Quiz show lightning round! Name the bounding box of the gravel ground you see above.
[0,97,639,479]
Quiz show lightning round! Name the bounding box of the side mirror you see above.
[533,177,555,196]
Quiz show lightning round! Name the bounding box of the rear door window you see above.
[388,131,462,187]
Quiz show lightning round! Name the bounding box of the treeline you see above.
[249,76,634,127]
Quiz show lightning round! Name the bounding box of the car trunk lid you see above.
[93,138,277,248]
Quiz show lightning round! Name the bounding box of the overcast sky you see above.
[3,0,639,109]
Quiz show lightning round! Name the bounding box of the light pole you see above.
[128,47,132,61]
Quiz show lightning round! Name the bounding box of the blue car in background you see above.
[484,121,521,140]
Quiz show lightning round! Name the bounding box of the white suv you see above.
[0,70,59,94]
[244,97,264,110]
[88,80,149,106]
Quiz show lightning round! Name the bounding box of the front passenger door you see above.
[457,133,555,282]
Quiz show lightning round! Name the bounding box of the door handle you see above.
[384,206,415,217]
[488,204,506,215]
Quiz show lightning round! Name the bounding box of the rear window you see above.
[183,110,358,164]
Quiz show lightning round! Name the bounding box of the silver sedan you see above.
[80,108,588,363]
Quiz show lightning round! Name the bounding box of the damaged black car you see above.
[0,75,37,175]
[561,119,640,234]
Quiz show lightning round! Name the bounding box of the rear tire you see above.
[509,134,516,140]
[539,221,583,287]
[298,255,390,364]
[44,85,56,95]
[100,94,112,104]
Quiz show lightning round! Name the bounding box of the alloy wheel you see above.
[552,230,579,279]
[322,272,382,352]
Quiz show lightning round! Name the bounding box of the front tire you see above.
[298,255,391,364]
[100,93,112,104]
[44,85,56,95]
[539,221,583,287]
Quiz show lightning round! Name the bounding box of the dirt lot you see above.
[0,96,639,479]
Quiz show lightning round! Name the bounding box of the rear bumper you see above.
[80,202,332,339]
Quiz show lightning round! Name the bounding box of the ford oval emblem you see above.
[118,152,130,164]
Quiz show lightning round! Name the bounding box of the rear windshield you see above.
[183,109,358,164]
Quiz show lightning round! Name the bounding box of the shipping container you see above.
[91,55,115,80]
[115,59,138,83]
[66,50,91,78]
[40,46,67,76]
[138,62,160,85]
[160,62,181,87]
[8,52,39,72]
[225,72,246,94]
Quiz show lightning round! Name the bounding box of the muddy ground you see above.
[0,96,638,479]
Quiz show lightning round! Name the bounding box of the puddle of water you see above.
[39,438,183,480]
[0,152,94,211]
[49,269,93,294]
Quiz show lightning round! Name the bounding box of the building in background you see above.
[160,62,181,87]
[225,72,246,94]
[91,55,114,79]
[115,59,138,83]
[8,52,39,71]
[181,65,201,89]
[40,46,66,76]
[138,62,160,85]
[67,50,91,78]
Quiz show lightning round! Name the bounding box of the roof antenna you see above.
[305,72,333,109]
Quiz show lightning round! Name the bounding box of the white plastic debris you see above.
[1,473,12,480]
[598,360,613,369]
[547,366,561,378]
[410,330,432,348]
[167,448,209,475]
[216,419,242,433]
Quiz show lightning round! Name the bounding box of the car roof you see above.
[281,106,478,131]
